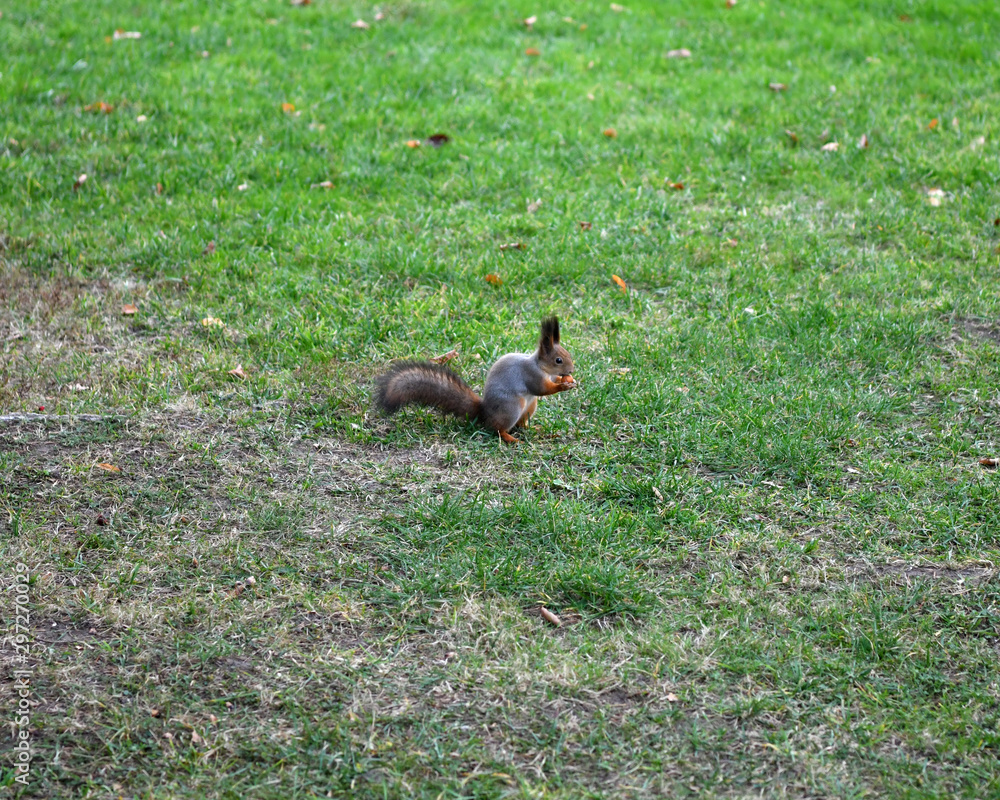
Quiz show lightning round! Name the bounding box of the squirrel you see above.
[375,317,576,443]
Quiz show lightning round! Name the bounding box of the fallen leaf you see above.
[311,180,334,189]
[72,173,88,191]
[666,692,679,702]
[96,463,120,473]
[525,47,541,56]
[846,438,858,447]
[994,217,1000,226]
[668,181,684,190]
[524,15,537,28]
[499,242,525,251]
[156,182,163,194]
[928,118,938,130]
[281,102,295,113]
[540,607,562,626]
[603,127,618,138]
[425,133,450,147]
[202,241,216,255]
[484,273,503,285]
[527,199,542,213]
[84,101,115,114]
[351,19,370,29]
[926,187,945,207]
[609,367,632,375]
[858,133,869,149]
[821,141,840,151]
[768,82,787,92]
[430,348,460,364]
[666,48,691,58]
[405,139,421,148]
[190,731,204,745]
[113,29,142,40]
[228,364,248,380]
[201,317,225,328]
[722,238,738,247]
[980,457,999,468]
[785,130,799,146]
[237,183,249,191]
[578,221,592,230]
[899,14,912,22]
[121,304,138,315]
[612,274,627,291]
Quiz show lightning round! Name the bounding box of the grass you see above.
[2,0,1000,797]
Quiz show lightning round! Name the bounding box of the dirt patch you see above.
[957,317,1000,345]
[846,559,995,584]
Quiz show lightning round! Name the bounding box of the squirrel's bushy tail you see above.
[375,361,481,419]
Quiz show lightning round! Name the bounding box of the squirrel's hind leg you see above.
[515,397,538,429]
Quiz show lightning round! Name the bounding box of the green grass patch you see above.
[2,0,1000,797]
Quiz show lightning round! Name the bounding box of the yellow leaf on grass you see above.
[612,274,627,291]
[484,273,503,285]
[96,463,120,473]
[229,365,248,380]
[281,102,295,113]
[430,349,459,364]
[121,304,138,315]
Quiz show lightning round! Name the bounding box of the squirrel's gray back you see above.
[482,352,537,400]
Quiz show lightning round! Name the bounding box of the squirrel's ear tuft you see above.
[540,316,560,348]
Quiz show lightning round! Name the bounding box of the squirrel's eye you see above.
[555,357,563,364]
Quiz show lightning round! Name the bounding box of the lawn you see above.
[2,0,1000,797]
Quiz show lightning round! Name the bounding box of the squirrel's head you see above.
[538,316,574,376]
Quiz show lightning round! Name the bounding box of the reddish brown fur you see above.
[374,361,481,419]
